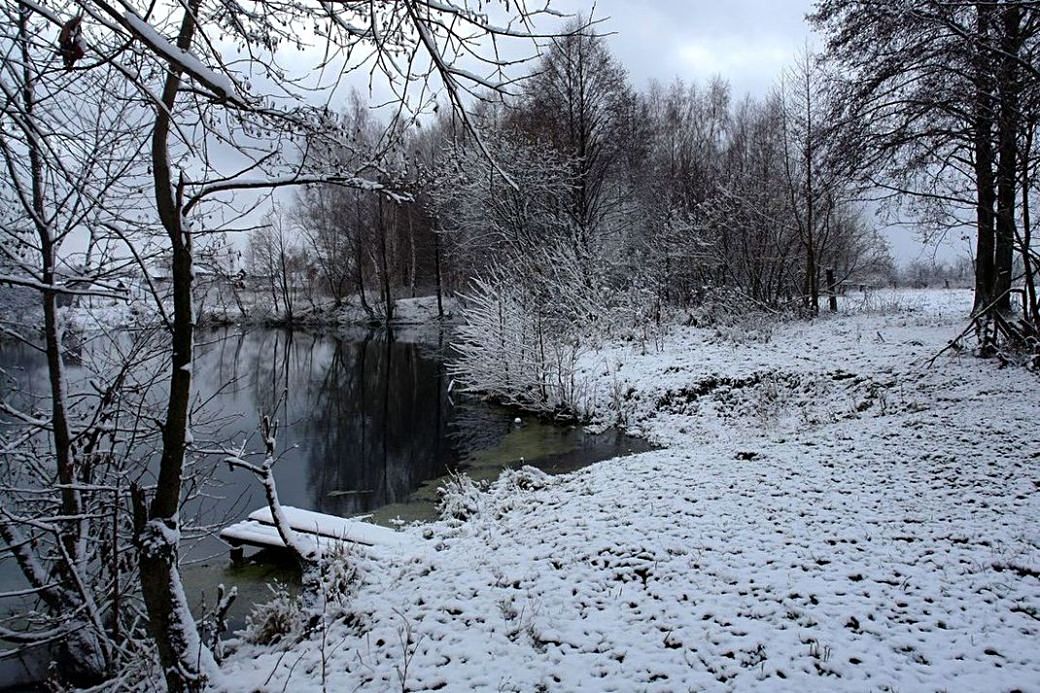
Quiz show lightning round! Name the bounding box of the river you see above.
[0,326,649,644]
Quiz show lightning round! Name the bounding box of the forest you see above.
[254,35,896,327]
[0,1,1038,691]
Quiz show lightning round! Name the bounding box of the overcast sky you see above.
[553,0,816,98]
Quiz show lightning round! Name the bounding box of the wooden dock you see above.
[219,505,413,562]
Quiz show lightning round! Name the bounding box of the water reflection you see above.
[2,327,649,529]
[195,329,547,525]
[196,332,401,517]
[2,327,652,636]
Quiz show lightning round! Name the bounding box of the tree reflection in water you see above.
[3,327,648,536]
[195,328,510,519]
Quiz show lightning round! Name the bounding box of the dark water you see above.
[187,327,648,527]
[190,327,462,526]
[0,326,650,642]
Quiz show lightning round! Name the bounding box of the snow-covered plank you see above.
[219,520,319,553]
[246,506,411,548]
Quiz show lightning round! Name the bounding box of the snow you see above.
[388,295,456,326]
[219,288,1040,690]
[219,520,321,554]
[246,506,413,548]
[60,301,154,333]
[123,12,242,106]
[43,281,456,332]
[569,288,979,447]
[194,175,385,199]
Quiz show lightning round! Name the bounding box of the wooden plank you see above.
[219,520,319,553]
[246,506,411,548]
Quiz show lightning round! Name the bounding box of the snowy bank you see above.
[567,288,977,446]
[220,288,1039,691]
[46,294,458,335]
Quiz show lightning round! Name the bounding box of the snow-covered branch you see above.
[225,416,315,564]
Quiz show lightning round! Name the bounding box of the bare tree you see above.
[0,3,169,684]
[7,0,572,688]
[247,214,309,323]
[516,19,636,252]
[779,48,876,314]
[812,0,1040,347]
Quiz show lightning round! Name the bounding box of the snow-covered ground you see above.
[220,288,1040,691]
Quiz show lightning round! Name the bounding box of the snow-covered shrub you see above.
[847,288,922,315]
[489,466,554,517]
[438,467,555,524]
[243,583,308,647]
[312,542,360,606]
[668,287,790,345]
[438,472,485,522]
[435,130,666,417]
[243,548,360,652]
[451,269,585,418]
[451,240,658,419]
[681,287,791,330]
[498,465,551,493]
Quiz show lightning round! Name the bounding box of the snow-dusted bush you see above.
[847,288,923,315]
[450,267,584,417]
[490,466,554,517]
[311,543,361,606]
[438,472,485,522]
[499,465,551,493]
[243,583,308,647]
[451,241,660,418]
[438,467,555,524]
[678,287,787,328]
[243,546,360,651]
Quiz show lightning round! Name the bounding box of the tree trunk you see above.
[803,68,818,317]
[433,223,444,318]
[355,191,373,318]
[993,4,1023,314]
[378,198,393,325]
[19,5,81,564]
[973,3,998,314]
[826,267,838,312]
[137,1,214,689]
[279,240,293,323]
[408,209,417,299]
[1021,123,1038,326]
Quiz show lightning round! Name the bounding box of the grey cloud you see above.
[553,0,815,95]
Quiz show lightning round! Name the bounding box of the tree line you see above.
[281,5,1040,357]
[284,23,894,327]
